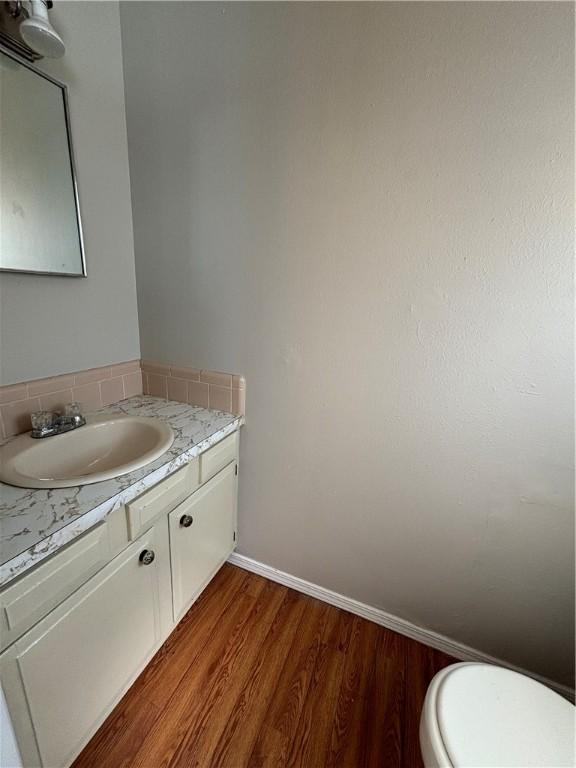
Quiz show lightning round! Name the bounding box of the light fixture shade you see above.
[20,0,64,59]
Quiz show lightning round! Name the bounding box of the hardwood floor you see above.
[73,564,455,768]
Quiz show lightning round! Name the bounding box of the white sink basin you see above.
[0,415,174,489]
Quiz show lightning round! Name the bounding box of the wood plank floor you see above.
[73,564,456,768]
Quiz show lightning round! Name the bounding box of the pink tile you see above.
[74,366,112,386]
[170,366,201,381]
[232,387,246,417]
[200,370,232,388]
[72,383,102,411]
[142,361,171,376]
[232,375,246,390]
[100,377,125,406]
[0,383,29,404]
[29,374,76,397]
[39,389,74,412]
[1,398,41,437]
[110,360,141,377]
[147,374,167,398]
[142,372,149,395]
[167,377,188,403]
[209,385,232,413]
[0,414,5,441]
[188,381,209,408]
[123,371,143,399]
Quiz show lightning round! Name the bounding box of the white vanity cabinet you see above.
[0,430,239,768]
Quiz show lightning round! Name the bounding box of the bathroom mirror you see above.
[0,47,86,276]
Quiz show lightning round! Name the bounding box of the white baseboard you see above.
[228,551,575,702]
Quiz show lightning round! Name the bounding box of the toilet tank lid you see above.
[436,663,575,768]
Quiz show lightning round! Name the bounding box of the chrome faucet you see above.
[30,402,86,439]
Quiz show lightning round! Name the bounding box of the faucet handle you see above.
[64,401,86,427]
[64,401,83,419]
[30,410,57,436]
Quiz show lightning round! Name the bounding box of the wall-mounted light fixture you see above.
[0,0,64,61]
[20,0,64,58]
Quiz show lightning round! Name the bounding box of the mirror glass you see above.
[0,49,86,276]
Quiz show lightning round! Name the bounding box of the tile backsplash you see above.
[0,360,245,440]
[141,361,246,417]
[0,361,143,439]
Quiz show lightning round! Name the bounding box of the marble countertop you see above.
[0,396,242,588]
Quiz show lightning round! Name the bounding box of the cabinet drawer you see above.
[126,460,199,539]
[0,524,110,651]
[200,432,237,484]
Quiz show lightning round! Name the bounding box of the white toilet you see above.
[420,662,575,767]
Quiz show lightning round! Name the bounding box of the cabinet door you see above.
[10,528,162,768]
[169,461,236,621]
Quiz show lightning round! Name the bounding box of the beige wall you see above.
[121,2,574,686]
[0,1,140,386]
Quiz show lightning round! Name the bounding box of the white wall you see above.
[121,2,574,686]
[0,1,140,385]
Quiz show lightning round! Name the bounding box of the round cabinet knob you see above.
[139,549,155,565]
[180,514,193,528]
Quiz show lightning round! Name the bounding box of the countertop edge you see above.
[0,416,243,588]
